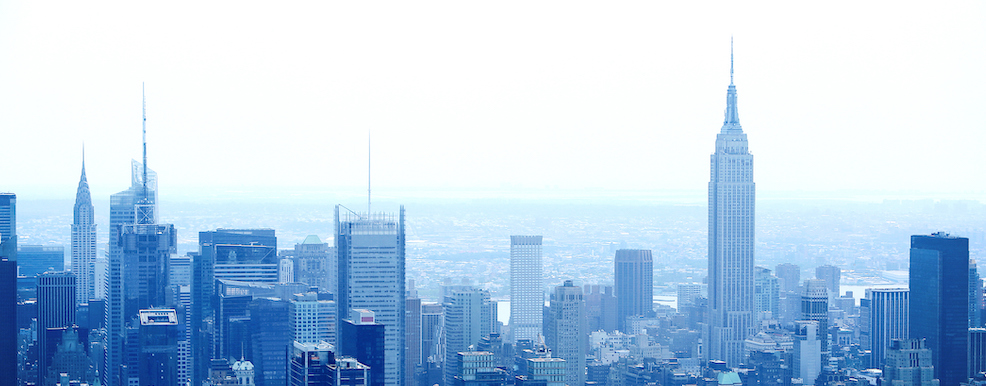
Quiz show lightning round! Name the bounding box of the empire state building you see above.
[707,46,756,367]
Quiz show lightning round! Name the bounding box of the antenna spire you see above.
[730,36,734,85]
[368,130,371,215]
[142,83,148,198]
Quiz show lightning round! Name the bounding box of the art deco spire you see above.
[75,146,91,207]
[74,146,93,225]
[721,38,742,133]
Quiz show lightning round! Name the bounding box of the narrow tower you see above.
[72,149,97,306]
[707,41,756,366]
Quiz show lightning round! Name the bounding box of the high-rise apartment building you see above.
[510,235,543,343]
[72,158,97,305]
[910,233,969,386]
[37,271,77,384]
[547,280,586,386]
[336,207,405,386]
[860,288,908,369]
[615,249,653,332]
[707,47,756,367]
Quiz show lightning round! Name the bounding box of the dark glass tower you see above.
[0,193,16,386]
[37,271,77,384]
[191,228,277,386]
[909,233,968,386]
[614,249,653,332]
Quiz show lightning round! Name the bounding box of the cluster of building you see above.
[1,52,985,386]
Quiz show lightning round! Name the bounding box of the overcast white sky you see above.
[1,1,984,202]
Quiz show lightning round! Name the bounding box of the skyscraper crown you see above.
[721,39,742,133]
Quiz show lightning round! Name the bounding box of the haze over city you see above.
[2,1,985,201]
[2,2,986,386]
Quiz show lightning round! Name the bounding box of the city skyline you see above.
[2,2,985,201]
[4,4,986,386]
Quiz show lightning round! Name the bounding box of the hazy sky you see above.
[2,1,984,202]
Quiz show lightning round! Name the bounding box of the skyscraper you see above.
[336,206,405,386]
[547,280,586,386]
[753,267,779,321]
[105,90,161,386]
[0,193,14,244]
[909,233,969,386]
[405,281,422,386]
[800,279,829,362]
[37,271,77,384]
[72,156,97,305]
[0,193,15,386]
[774,263,800,294]
[707,44,756,366]
[442,287,496,386]
[105,162,159,386]
[510,235,543,343]
[289,292,337,346]
[341,309,386,386]
[860,288,908,369]
[614,249,653,331]
[815,265,841,303]
[192,228,277,386]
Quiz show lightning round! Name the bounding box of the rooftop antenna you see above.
[730,36,734,85]
[367,130,371,215]
[142,82,148,198]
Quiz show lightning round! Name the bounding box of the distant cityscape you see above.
[3,54,986,386]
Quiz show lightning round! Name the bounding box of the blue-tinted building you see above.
[17,245,64,278]
[910,233,968,386]
[336,207,404,386]
[192,229,277,386]
[0,193,16,386]
[250,297,292,386]
[340,309,385,386]
[37,271,76,384]
[138,309,180,386]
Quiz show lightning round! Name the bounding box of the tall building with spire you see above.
[72,152,97,306]
[707,42,756,367]
[104,87,166,386]
[336,206,406,386]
